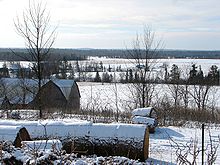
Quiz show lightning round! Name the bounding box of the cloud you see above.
[0,0,220,49]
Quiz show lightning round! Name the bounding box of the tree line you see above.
[0,59,219,86]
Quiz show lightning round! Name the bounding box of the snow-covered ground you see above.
[79,57,220,75]
[78,82,220,112]
[150,124,220,164]
[0,119,219,164]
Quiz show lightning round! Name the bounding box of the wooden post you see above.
[202,123,204,165]
[143,127,149,160]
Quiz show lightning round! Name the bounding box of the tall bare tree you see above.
[127,26,162,108]
[14,0,56,118]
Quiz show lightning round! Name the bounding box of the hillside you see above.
[0,48,220,61]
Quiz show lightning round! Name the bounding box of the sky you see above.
[0,0,220,50]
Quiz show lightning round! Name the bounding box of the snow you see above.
[78,82,220,111]
[132,107,153,117]
[0,118,219,164]
[0,125,21,141]
[22,139,62,150]
[0,119,147,141]
[149,125,220,164]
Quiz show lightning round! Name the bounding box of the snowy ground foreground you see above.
[0,119,219,164]
[150,124,220,164]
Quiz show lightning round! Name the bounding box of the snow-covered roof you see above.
[131,107,154,117]
[0,78,38,87]
[0,78,38,105]
[52,79,75,99]
[0,78,76,104]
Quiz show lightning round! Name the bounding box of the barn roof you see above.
[0,78,38,105]
[51,79,75,100]
[0,78,37,87]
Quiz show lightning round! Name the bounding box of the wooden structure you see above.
[61,124,149,161]
[30,79,80,113]
[0,120,149,161]
[0,78,80,113]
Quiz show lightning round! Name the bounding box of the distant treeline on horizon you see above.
[0,48,220,61]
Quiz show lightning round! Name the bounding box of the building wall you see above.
[30,81,67,111]
[67,81,80,113]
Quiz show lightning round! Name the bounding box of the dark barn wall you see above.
[67,82,80,113]
[30,81,67,111]
[30,80,80,113]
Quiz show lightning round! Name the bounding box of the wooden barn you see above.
[0,78,80,113]
[30,79,80,113]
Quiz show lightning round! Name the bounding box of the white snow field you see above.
[78,82,220,112]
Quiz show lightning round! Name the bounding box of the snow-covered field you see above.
[0,119,219,164]
[81,57,220,74]
[0,58,220,164]
[78,82,220,112]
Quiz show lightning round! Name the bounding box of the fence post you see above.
[202,123,205,165]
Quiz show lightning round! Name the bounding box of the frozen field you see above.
[78,82,220,112]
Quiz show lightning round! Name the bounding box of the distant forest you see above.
[0,48,220,61]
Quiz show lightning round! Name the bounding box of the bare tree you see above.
[14,0,56,118]
[189,84,211,111]
[127,26,162,108]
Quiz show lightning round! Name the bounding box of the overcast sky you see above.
[0,0,220,50]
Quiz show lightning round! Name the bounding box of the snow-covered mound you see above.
[132,107,154,117]
[0,119,147,141]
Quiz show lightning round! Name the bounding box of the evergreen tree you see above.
[169,64,180,83]
[164,63,169,83]
[0,62,9,78]
[207,65,219,85]
[129,69,133,82]
[197,65,204,83]
[99,61,104,72]
[68,63,75,79]
[125,69,129,83]
[94,71,101,82]
[102,72,113,83]
[60,58,68,79]
[189,64,198,84]
[134,71,140,83]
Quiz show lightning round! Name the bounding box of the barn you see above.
[30,79,80,113]
[0,78,80,113]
